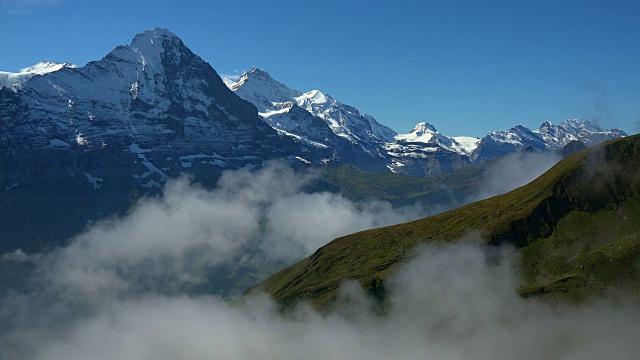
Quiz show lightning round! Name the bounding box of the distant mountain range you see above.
[226,67,627,176]
[0,27,628,250]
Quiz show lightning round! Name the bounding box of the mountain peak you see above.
[232,67,278,89]
[559,119,602,132]
[411,122,438,134]
[248,66,271,77]
[533,119,626,151]
[304,89,328,103]
[20,61,76,74]
[131,27,179,44]
[230,66,398,149]
[128,27,186,60]
[230,67,302,112]
[512,124,530,132]
[539,120,554,129]
[100,27,193,76]
[393,121,465,154]
[1,61,76,88]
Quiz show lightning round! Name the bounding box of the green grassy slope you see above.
[321,164,437,201]
[519,197,640,302]
[254,135,640,308]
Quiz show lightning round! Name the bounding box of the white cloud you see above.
[3,243,640,359]
[263,193,423,260]
[5,162,426,303]
[1,159,639,359]
[470,150,562,201]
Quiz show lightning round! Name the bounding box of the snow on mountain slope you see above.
[393,122,474,155]
[472,120,627,161]
[229,67,302,113]
[228,66,626,174]
[0,61,76,88]
[14,30,612,181]
[472,125,547,161]
[20,61,77,75]
[22,28,268,144]
[2,28,300,193]
[295,89,397,144]
[222,77,237,88]
[394,122,440,143]
[535,119,627,148]
[228,68,397,154]
[452,136,481,153]
[382,122,473,176]
[535,121,577,149]
[363,114,398,143]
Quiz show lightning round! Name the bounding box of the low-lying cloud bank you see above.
[23,152,559,299]
[3,244,640,359]
[3,154,628,359]
[15,162,427,299]
[472,150,562,201]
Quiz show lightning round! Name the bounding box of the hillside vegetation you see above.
[255,135,640,308]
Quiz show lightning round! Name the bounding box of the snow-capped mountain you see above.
[227,67,397,155]
[230,67,302,112]
[225,67,402,171]
[228,68,336,151]
[227,68,478,175]
[226,67,626,176]
[2,28,628,191]
[9,28,300,179]
[392,122,478,155]
[452,136,482,154]
[535,119,626,149]
[295,89,397,144]
[0,61,77,88]
[472,125,547,161]
[383,122,474,176]
[384,117,626,174]
[472,120,627,161]
[0,28,312,249]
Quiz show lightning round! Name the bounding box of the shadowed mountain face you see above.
[0,28,303,252]
[10,28,296,164]
[254,135,640,308]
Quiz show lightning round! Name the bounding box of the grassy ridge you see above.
[254,135,640,308]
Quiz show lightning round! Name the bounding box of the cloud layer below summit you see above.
[4,155,631,360]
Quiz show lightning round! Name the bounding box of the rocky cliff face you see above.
[14,28,299,174]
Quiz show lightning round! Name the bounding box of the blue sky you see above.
[1,0,638,137]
